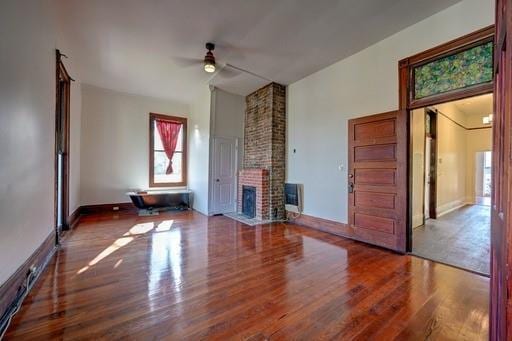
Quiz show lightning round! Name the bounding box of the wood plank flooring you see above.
[412,204,490,275]
[5,210,489,340]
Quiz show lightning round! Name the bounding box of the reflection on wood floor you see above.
[413,204,490,275]
[6,210,489,340]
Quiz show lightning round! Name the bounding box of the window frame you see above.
[149,112,188,188]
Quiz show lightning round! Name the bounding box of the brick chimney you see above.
[238,82,286,220]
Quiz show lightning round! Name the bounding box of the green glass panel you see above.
[414,41,493,100]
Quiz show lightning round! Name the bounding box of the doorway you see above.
[55,50,71,244]
[475,150,492,206]
[410,94,493,275]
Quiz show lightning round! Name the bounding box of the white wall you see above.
[0,0,58,285]
[188,86,212,214]
[287,0,494,223]
[69,81,82,214]
[410,104,492,224]
[436,111,467,215]
[210,88,245,170]
[208,87,245,214]
[80,84,189,205]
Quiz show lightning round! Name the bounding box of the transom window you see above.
[413,40,493,100]
[149,113,187,187]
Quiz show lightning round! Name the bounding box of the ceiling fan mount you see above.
[205,42,215,51]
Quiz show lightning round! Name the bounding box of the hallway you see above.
[412,204,490,275]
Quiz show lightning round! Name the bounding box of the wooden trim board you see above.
[68,207,81,230]
[0,231,56,327]
[286,211,399,252]
[80,202,137,215]
[63,203,137,229]
[399,25,495,110]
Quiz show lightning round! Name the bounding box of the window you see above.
[149,113,187,187]
[413,41,493,100]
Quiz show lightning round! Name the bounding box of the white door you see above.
[212,137,238,214]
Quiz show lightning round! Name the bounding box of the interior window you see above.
[149,113,187,187]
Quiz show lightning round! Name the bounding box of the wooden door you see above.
[490,0,511,339]
[348,110,407,252]
[212,137,238,214]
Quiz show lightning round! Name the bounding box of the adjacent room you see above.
[3,0,512,339]
[411,94,493,275]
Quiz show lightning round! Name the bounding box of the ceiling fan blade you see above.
[171,56,203,67]
[217,65,241,79]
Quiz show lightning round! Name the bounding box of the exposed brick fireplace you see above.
[237,82,286,221]
[238,169,269,220]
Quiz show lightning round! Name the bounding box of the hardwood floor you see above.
[412,204,490,275]
[5,210,489,340]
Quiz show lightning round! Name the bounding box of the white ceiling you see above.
[452,93,493,117]
[56,0,461,102]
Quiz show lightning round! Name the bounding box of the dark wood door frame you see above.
[424,109,438,221]
[54,50,72,244]
[490,0,510,338]
[398,25,495,252]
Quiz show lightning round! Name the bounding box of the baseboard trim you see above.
[286,211,400,252]
[437,200,467,218]
[68,207,81,230]
[62,203,138,232]
[80,202,137,215]
[0,230,56,331]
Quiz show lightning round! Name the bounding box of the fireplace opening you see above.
[242,186,256,218]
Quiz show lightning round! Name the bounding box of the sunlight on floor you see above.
[124,222,155,235]
[76,220,175,275]
[77,236,134,274]
[156,220,174,232]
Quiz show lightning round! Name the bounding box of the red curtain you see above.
[156,120,182,174]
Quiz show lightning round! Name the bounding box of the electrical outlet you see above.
[112,206,120,211]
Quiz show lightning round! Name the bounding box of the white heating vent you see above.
[284,183,303,213]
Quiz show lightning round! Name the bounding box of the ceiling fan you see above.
[172,42,238,78]
[203,42,216,73]
[172,42,272,81]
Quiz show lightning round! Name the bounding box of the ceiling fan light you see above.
[204,47,216,73]
[204,62,216,73]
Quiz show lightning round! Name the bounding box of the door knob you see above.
[216,179,220,182]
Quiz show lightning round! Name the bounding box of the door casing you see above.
[489,0,510,338]
[54,50,72,244]
[398,25,494,252]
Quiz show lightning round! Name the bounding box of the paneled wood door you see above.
[348,110,407,252]
[212,137,238,214]
[490,0,511,339]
